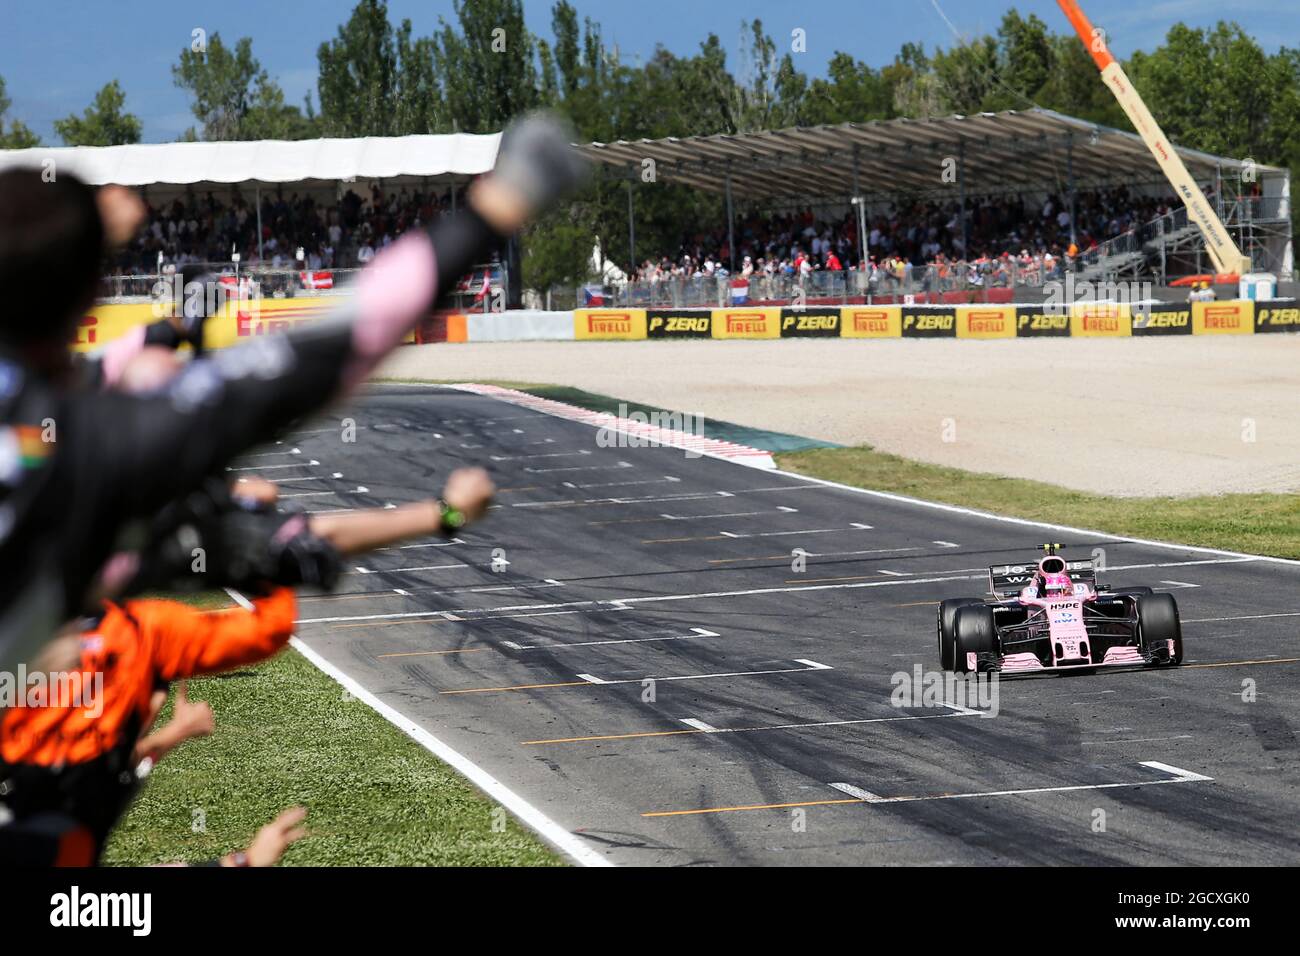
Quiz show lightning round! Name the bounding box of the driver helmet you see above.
[1038,556,1074,595]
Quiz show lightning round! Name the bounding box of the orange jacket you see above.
[1,588,296,767]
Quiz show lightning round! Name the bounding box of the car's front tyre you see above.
[938,598,985,670]
[953,605,998,673]
[1136,592,1183,665]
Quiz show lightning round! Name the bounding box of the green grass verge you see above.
[103,646,562,867]
[778,446,1300,560]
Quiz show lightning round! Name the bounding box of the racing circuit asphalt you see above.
[257,385,1300,866]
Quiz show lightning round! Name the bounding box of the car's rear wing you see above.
[988,559,1098,598]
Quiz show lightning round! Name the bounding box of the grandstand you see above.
[0,108,1291,310]
[0,133,510,307]
[579,108,1293,307]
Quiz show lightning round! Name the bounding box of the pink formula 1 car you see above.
[937,545,1183,675]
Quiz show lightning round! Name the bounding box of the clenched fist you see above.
[441,467,495,525]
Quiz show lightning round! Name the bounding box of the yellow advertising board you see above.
[573,308,648,340]
[1192,300,1254,335]
[955,305,1016,339]
[1069,301,1132,337]
[711,307,782,339]
[72,303,156,352]
[839,305,902,338]
[74,296,342,352]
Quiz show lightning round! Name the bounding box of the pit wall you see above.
[76,298,1299,353]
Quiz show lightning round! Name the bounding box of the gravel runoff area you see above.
[377,334,1300,498]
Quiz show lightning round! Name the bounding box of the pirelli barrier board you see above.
[573,308,648,340]
[713,307,782,339]
[779,307,841,337]
[1255,298,1300,333]
[79,297,1296,349]
[1014,305,1071,337]
[647,309,712,338]
[74,297,349,352]
[901,307,957,338]
[1132,303,1192,336]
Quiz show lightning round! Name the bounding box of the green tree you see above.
[317,0,400,136]
[886,42,943,119]
[433,0,538,133]
[929,34,1000,114]
[174,33,314,140]
[804,52,894,125]
[54,80,142,146]
[0,76,41,148]
[992,9,1053,109]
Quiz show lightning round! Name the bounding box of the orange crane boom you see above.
[1055,0,1250,275]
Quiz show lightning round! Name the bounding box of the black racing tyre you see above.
[953,605,998,674]
[1109,586,1154,597]
[938,598,985,671]
[1136,592,1183,665]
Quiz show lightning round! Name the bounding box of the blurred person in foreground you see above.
[0,458,494,865]
[0,113,587,675]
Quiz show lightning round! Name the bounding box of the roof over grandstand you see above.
[578,108,1286,202]
[0,108,1284,203]
[0,131,502,187]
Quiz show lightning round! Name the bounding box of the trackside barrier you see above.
[566,299,1288,340]
[78,298,1296,351]
[75,297,415,351]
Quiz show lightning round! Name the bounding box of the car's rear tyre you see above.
[1136,593,1183,665]
[953,605,998,674]
[1109,586,1154,597]
[938,598,984,670]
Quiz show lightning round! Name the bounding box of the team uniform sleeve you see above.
[81,210,504,518]
[134,587,298,682]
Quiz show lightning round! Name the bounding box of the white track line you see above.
[830,782,883,802]
[271,472,343,483]
[697,710,978,736]
[714,523,871,539]
[573,477,680,489]
[1182,610,1300,623]
[525,462,633,474]
[510,485,820,508]
[574,659,832,686]
[680,719,720,733]
[504,627,719,651]
[234,448,301,459]
[829,761,1212,805]
[227,459,320,472]
[278,486,368,499]
[287,636,610,867]
[663,506,796,520]
[354,562,473,574]
[374,538,464,551]
[491,451,591,462]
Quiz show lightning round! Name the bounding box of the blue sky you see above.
[2,0,1294,143]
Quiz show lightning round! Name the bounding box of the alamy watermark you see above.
[1042,274,1154,315]
[0,665,104,717]
[596,403,706,458]
[890,664,999,717]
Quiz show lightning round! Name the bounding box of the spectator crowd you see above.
[108,183,467,277]
[628,186,1183,292]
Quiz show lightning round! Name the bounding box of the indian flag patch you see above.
[15,425,50,465]
[0,425,53,484]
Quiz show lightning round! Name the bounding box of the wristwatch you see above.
[437,499,466,534]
